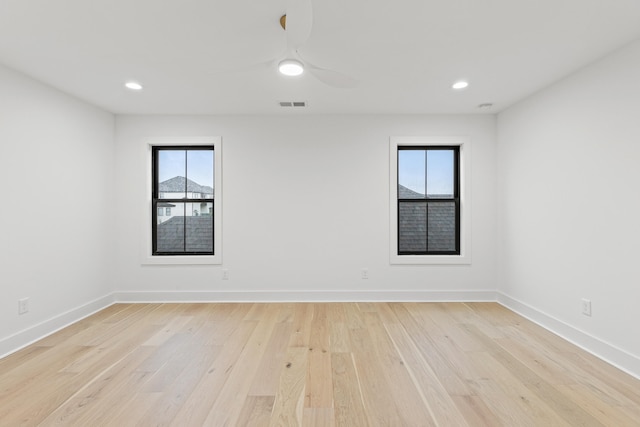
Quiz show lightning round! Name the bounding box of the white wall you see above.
[0,64,115,355]
[497,39,640,375]
[114,114,497,300]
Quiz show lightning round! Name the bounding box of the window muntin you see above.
[397,146,460,255]
[152,146,214,255]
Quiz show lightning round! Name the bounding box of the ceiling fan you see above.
[276,0,357,88]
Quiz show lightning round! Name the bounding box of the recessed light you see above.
[452,80,469,90]
[125,81,143,90]
[278,59,304,77]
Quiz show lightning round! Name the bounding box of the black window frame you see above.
[397,145,460,255]
[152,145,215,256]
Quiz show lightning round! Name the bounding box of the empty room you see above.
[1,0,640,425]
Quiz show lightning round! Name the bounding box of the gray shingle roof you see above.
[156,216,213,253]
[398,185,456,252]
[398,185,424,198]
[399,202,427,252]
[159,176,213,195]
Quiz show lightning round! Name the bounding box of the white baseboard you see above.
[114,289,498,303]
[0,293,115,360]
[498,292,640,380]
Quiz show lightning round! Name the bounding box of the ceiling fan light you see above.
[278,59,304,76]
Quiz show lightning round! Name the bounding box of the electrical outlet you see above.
[222,269,229,280]
[18,298,29,315]
[361,268,369,279]
[581,298,592,317]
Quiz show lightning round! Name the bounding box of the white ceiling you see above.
[1,0,640,115]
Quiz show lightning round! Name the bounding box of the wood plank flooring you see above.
[1,302,639,426]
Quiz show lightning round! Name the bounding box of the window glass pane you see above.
[398,150,425,198]
[187,150,214,199]
[426,150,454,198]
[399,202,427,252]
[156,203,214,253]
[428,202,456,252]
[158,150,186,199]
[186,202,213,252]
[156,203,185,252]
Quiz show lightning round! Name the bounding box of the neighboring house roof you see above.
[398,185,455,252]
[398,184,451,200]
[398,185,424,198]
[159,176,213,195]
[156,216,213,253]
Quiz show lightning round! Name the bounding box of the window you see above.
[152,146,214,255]
[398,146,459,255]
[390,136,470,264]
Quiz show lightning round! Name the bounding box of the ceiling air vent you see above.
[279,101,306,107]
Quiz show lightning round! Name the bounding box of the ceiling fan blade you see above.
[285,0,313,49]
[306,62,358,89]
[208,57,278,75]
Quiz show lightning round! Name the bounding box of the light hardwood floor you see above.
[1,303,639,426]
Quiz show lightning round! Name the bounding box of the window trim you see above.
[142,137,222,265]
[389,136,471,265]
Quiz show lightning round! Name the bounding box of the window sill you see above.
[142,255,221,265]
[390,253,471,265]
